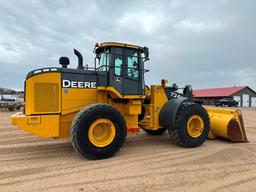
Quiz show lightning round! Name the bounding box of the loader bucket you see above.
[205,107,248,142]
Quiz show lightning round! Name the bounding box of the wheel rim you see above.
[186,115,204,138]
[88,118,116,147]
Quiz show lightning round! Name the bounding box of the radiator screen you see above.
[34,83,59,113]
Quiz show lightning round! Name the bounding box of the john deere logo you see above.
[62,80,97,88]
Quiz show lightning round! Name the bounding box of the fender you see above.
[159,98,188,129]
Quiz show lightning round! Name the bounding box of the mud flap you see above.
[205,107,248,142]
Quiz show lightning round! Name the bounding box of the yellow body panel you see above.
[97,87,145,99]
[59,112,77,138]
[150,85,168,129]
[139,85,168,130]
[11,113,60,138]
[62,88,97,114]
[25,72,61,115]
[109,99,141,130]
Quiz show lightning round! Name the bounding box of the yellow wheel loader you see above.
[11,42,247,160]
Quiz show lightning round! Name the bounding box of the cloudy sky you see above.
[0,0,255,91]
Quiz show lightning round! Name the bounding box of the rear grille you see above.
[34,83,59,113]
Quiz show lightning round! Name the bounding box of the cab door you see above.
[109,47,143,96]
[109,47,124,94]
[123,48,143,95]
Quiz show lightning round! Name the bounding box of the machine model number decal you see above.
[62,80,97,88]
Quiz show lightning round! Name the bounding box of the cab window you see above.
[99,49,109,71]
[126,50,139,79]
[114,57,122,76]
[113,47,123,76]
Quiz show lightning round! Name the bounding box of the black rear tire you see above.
[168,102,210,147]
[142,127,167,135]
[71,104,127,160]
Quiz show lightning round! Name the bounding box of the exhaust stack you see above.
[74,49,84,70]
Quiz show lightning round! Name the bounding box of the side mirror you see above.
[143,47,150,61]
[183,85,193,100]
[59,57,70,68]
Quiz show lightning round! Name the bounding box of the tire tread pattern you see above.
[71,103,127,159]
[168,102,210,147]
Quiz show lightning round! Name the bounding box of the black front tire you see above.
[71,104,127,160]
[168,102,210,148]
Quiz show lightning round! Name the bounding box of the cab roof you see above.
[95,42,143,50]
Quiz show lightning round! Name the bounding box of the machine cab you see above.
[94,42,149,95]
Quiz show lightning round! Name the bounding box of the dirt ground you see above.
[0,108,255,192]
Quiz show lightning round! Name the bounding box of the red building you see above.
[193,86,256,107]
